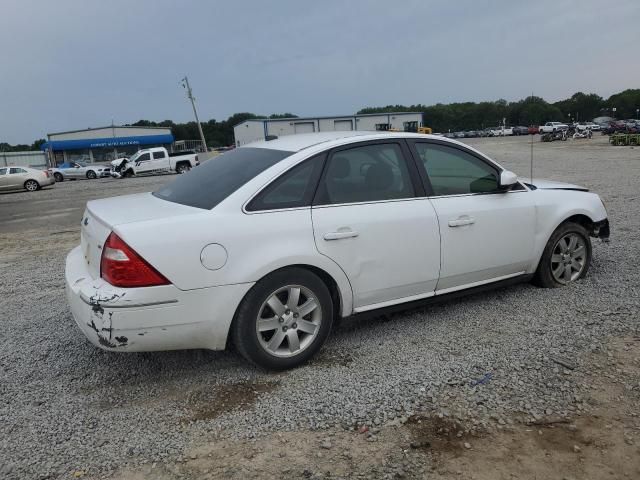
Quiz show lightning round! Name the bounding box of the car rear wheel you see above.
[86,170,97,179]
[24,179,39,192]
[533,222,592,288]
[176,163,190,174]
[53,172,63,182]
[232,267,333,370]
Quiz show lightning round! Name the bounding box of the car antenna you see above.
[530,91,534,185]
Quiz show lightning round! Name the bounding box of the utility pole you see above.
[181,76,207,153]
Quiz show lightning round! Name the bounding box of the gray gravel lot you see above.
[0,135,638,479]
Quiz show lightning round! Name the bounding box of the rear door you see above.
[408,140,535,293]
[152,150,169,171]
[0,167,9,189]
[7,167,28,188]
[311,141,441,311]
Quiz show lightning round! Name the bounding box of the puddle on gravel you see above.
[187,380,279,421]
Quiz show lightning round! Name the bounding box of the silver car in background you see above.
[0,166,56,192]
[49,161,111,182]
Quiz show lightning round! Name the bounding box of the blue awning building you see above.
[42,126,174,166]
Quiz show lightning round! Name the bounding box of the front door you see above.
[311,141,441,311]
[409,141,535,293]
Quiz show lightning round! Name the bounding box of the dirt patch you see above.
[187,381,279,422]
[106,337,640,480]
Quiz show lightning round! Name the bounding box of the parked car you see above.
[66,131,609,369]
[528,125,540,135]
[512,126,529,135]
[539,122,569,133]
[488,126,514,136]
[0,166,55,192]
[111,147,199,178]
[49,161,111,182]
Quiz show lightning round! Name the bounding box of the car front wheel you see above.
[533,222,592,288]
[232,267,333,370]
[86,170,97,179]
[53,173,63,182]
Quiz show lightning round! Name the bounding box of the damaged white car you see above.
[66,132,609,369]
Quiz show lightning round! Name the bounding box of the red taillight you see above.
[44,170,50,178]
[100,232,170,288]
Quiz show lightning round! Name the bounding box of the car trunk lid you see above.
[81,192,202,280]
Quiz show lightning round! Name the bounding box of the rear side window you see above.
[0,168,7,175]
[153,151,166,159]
[9,168,27,174]
[315,143,415,205]
[246,154,324,211]
[154,148,293,209]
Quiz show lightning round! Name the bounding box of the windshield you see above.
[127,151,144,163]
[153,147,293,209]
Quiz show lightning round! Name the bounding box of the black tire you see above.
[24,179,39,192]
[231,267,333,370]
[123,169,133,178]
[533,222,592,288]
[176,162,191,174]
[86,170,97,179]
[53,172,63,182]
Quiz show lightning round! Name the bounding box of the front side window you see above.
[414,143,499,196]
[247,154,324,211]
[315,143,415,205]
[136,153,151,163]
[154,147,293,209]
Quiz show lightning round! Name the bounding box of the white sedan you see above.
[66,132,609,369]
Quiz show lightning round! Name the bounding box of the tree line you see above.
[358,89,640,132]
[2,90,638,151]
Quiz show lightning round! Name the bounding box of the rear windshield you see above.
[153,147,293,209]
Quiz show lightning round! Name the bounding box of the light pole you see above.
[181,76,208,153]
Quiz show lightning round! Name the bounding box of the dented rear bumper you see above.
[65,246,253,352]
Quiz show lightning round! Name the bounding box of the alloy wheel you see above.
[256,285,322,358]
[25,180,38,191]
[550,233,587,284]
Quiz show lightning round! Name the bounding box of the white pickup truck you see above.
[539,122,569,134]
[111,147,199,178]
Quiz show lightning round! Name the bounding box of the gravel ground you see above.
[0,135,638,479]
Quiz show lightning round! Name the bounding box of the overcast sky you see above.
[1,0,638,143]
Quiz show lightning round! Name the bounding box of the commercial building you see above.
[41,126,174,166]
[233,112,424,146]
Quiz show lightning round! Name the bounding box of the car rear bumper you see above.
[65,246,253,352]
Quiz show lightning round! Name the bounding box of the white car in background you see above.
[0,166,55,192]
[488,126,514,136]
[49,161,111,182]
[539,122,569,133]
[66,132,609,369]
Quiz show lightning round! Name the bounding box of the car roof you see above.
[241,131,460,152]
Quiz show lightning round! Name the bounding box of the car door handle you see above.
[448,216,475,227]
[323,230,359,241]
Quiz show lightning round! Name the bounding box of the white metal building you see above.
[0,151,48,168]
[233,112,424,146]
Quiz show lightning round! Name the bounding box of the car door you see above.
[7,167,28,188]
[0,167,9,189]
[133,152,152,173]
[152,150,169,172]
[311,141,441,311]
[408,140,535,294]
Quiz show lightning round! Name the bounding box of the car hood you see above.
[522,178,588,191]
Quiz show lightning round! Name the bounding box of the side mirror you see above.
[499,170,518,190]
